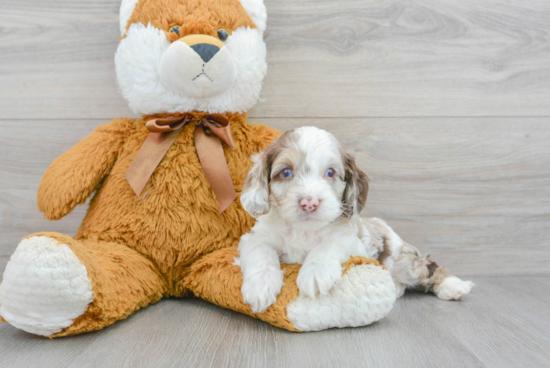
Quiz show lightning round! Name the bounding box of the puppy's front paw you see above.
[297,261,343,298]
[241,268,284,313]
[434,276,474,301]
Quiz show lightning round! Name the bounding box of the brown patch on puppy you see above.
[126,0,257,41]
[243,131,293,189]
[269,136,308,185]
[377,235,393,264]
[341,152,369,217]
[427,261,439,278]
[361,218,388,256]
[429,266,451,289]
[262,130,295,182]
[362,218,397,265]
[241,130,295,217]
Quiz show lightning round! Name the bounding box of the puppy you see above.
[236,126,473,313]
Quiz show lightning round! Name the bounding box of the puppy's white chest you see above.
[277,228,326,264]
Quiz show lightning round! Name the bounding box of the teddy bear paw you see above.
[0,236,93,336]
[287,263,396,331]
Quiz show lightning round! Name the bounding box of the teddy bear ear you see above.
[119,0,140,36]
[238,0,267,35]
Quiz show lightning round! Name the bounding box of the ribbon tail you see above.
[194,126,237,213]
[205,123,235,149]
[125,129,183,196]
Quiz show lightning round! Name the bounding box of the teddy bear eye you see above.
[169,25,181,36]
[325,168,336,178]
[217,29,229,41]
[280,168,293,179]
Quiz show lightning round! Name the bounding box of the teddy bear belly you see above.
[74,146,254,285]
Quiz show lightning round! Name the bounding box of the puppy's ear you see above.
[342,152,369,217]
[240,152,271,218]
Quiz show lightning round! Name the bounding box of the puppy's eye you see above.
[217,29,229,41]
[325,168,336,178]
[280,168,293,179]
[169,25,181,36]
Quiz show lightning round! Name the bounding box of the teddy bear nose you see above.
[300,196,320,213]
[191,43,220,63]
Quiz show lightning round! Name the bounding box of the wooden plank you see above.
[1,117,549,279]
[0,0,549,119]
[416,276,550,367]
[0,276,548,367]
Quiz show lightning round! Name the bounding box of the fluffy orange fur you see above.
[36,113,280,336]
[126,0,256,41]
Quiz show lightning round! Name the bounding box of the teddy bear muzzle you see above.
[158,34,237,99]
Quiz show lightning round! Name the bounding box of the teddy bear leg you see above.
[0,232,166,337]
[184,247,396,332]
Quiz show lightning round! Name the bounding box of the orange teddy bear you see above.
[0,0,395,337]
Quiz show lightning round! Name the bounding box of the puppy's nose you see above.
[190,43,220,63]
[300,196,319,213]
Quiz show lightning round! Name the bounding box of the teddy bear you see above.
[0,0,396,337]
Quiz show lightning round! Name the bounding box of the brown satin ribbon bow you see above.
[125,114,237,213]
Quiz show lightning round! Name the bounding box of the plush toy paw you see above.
[241,267,285,313]
[0,236,93,336]
[434,276,474,301]
[287,263,396,331]
[297,261,343,298]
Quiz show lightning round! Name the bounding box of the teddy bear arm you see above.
[37,120,129,220]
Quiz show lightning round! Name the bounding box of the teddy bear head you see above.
[116,0,267,116]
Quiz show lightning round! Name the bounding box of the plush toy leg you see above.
[184,247,396,332]
[0,232,166,337]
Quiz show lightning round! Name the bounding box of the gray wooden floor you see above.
[1,0,549,367]
[1,276,549,368]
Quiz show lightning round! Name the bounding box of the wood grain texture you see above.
[0,0,549,119]
[1,118,549,279]
[0,276,548,368]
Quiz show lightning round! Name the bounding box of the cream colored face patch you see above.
[158,33,237,99]
[180,34,225,48]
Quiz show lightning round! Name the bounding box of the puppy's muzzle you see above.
[300,196,320,213]
[180,35,224,63]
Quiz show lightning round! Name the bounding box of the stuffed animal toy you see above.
[0,0,396,336]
